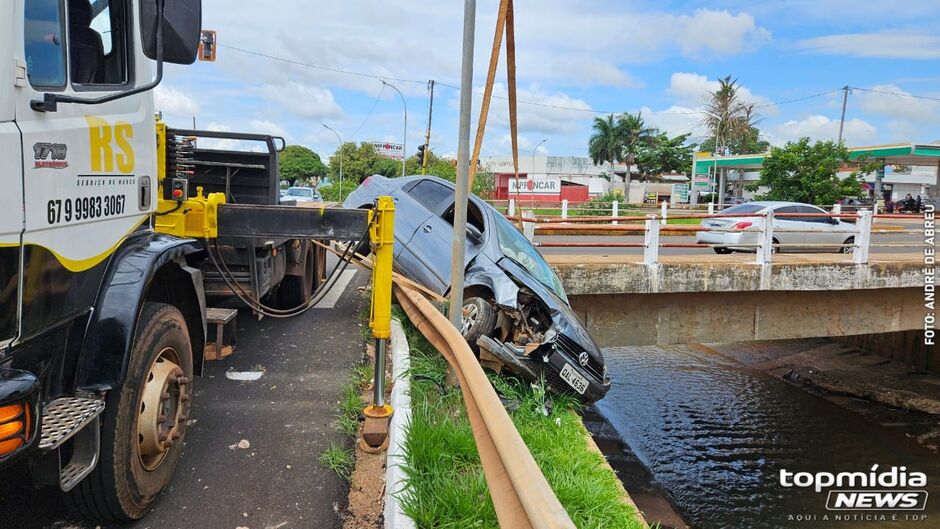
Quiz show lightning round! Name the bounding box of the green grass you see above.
[395,316,645,529]
[318,442,355,481]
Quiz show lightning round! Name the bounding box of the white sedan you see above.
[695,201,857,254]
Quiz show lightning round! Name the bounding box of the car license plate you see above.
[559,363,588,395]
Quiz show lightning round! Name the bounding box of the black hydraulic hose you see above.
[204,227,371,319]
[155,202,183,216]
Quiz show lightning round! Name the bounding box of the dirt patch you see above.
[342,341,394,529]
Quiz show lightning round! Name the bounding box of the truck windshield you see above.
[494,215,568,302]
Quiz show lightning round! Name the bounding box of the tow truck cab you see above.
[0,0,306,522]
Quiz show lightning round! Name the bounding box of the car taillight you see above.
[0,402,29,456]
[732,221,752,230]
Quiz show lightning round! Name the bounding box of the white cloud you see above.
[854,84,939,123]
[154,86,199,117]
[260,82,344,120]
[766,115,877,146]
[247,119,291,140]
[640,105,706,139]
[797,33,940,60]
[673,10,772,58]
[666,72,775,112]
[468,83,595,136]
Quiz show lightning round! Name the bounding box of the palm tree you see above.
[702,76,759,155]
[588,114,624,188]
[617,112,657,191]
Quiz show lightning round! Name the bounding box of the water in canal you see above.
[597,344,940,529]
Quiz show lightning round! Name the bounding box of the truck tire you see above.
[276,243,315,309]
[65,302,193,522]
[313,243,327,289]
[460,297,497,350]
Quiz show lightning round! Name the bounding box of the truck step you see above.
[39,397,105,450]
[206,307,239,360]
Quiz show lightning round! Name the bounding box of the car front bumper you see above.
[543,349,610,403]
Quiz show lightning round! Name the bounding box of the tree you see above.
[588,115,625,186]
[747,138,869,205]
[616,112,657,189]
[280,145,327,186]
[327,142,395,184]
[702,76,764,155]
[636,132,695,179]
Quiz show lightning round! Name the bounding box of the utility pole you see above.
[837,85,849,145]
[422,80,435,175]
[450,0,476,328]
[382,80,407,177]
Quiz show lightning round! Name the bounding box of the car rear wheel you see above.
[841,237,855,254]
[460,297,497,349]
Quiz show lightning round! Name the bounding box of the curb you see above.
[582,424,651,529]
[384,319,416,529]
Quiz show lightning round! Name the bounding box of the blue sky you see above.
[155,0,940,161]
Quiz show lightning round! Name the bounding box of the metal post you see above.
[522,210,535,241]
[422,80,435,175]
[708,202,715,215]
[612,200,619,225]
[718,168,726,205]
[561,199,568,220]
[382,80,408,177]
[322,124,344,197]
[757,210,775,265]
[449,0,476,328]
[508,198,516,217]
[644,216,660,265]
[837,86,849,145]
[854,210,872,265]
[532,138,547,177]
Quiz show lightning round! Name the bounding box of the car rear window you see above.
[722,204,764,215]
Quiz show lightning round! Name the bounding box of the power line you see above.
[218,43,426,85]
[849,86,940,102]
[347,84,386,139]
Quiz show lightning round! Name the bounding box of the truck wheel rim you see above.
[138,348,187,471]
[461,304,479,335]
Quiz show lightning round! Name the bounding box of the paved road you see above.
[536,231,924,256]
[0,264,370,529]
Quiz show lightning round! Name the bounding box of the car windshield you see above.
[286,188,313,198]
[493,215,568,302]
[721,203,764,215]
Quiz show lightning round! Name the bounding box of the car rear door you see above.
[392,179,453,293]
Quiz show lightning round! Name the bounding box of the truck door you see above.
[16,0,155,336]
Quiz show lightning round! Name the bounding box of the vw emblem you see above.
[578,352,590,367]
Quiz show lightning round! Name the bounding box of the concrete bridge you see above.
[549,253,926,357]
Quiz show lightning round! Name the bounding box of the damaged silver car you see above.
[345,175,610,403]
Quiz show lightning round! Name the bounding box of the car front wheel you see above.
[460,297,497,349]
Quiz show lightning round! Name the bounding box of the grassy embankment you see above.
[396,312,645,529]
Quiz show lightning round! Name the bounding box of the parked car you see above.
[345,175,610,402]
[283,186,322,203]
[695,201,856,254]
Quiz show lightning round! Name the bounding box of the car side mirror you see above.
[466,224,483,243]
[141,0,202,65]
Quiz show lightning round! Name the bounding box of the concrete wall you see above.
[843,330,939,376]
[569,288,923,347]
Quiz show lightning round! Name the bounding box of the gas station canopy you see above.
[694,142,940,171]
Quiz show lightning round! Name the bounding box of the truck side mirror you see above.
[140,0,202,65]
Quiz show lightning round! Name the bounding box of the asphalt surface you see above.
[0,265,370,529]
[535,231,924,255]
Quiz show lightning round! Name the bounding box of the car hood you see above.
[495,257,605,366]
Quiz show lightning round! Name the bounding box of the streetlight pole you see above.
[450,0,476,328]
[382,80,407,177]
[531,138,547,209]
[322,123,343,198]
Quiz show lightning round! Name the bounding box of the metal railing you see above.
[511,210,926,266]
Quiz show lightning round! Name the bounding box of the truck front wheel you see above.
[65,302,193,522]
